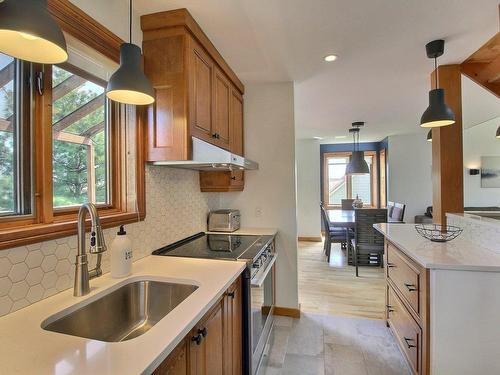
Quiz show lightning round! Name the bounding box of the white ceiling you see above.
[134,0,500,142]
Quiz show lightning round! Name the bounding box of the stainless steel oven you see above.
[249,241,276,374]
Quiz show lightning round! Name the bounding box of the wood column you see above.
[431,64,464,225]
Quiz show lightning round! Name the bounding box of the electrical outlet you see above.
[255,207,262,218]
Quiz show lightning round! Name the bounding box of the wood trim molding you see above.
[48,0,123,63]
[298,236,323,242]
[141,8,244,94]
[274,305,301,319]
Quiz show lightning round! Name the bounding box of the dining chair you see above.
[390,202,406,222]
[350,208,387,277]
[341,199,355,210]
[320,205,351,262]
[387,201,395,218]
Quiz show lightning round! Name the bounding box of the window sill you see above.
[0,211,145,250]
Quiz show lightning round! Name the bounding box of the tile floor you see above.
[258,313,411,375]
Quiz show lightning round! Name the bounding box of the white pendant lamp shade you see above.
[0,0,68,64]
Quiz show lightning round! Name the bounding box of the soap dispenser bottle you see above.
[110,225,132,278]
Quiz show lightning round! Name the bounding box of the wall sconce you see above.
[469,169,480,176]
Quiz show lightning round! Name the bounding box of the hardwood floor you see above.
[298,240,385,320]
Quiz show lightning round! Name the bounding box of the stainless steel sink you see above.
[42,280,198,342]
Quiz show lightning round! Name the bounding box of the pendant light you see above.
[106,0,154,106]
[496,126,500,139]
[346,122,369,175]
[427,130,432,142]
[0,0,68,64]
[420,40,455,128]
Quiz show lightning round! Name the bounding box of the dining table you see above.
[327,208,403,232]
[326,208,402,265]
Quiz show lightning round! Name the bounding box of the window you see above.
[52,65,109,208]
[0,1,146,249]
[0,54,31,217]
[323,151,379,208]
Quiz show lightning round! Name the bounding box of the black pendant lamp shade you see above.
[346,150,370,175]
[420,88,455,128]
[346,122,370,175]
[496,126,500,139]
[105,0,154,106]
[420,40,455,128]
[0,0,68,64]
[427,129,432,142]
[106,43,155,105]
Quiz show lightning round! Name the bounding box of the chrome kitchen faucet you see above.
[74,203,107,297]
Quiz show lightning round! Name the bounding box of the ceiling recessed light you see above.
[313,136,323,140]
[324,54,338,62]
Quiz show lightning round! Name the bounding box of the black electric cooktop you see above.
[152,232,273,262]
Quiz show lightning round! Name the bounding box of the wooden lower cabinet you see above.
[385,241,429,375]
[153,277,243,375]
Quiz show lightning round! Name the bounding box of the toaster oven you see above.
[208,209,241,232]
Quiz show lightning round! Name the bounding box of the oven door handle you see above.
[251,254,277,288]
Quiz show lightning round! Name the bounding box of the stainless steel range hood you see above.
[150,137,259,171]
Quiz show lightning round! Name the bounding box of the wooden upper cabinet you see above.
[190,41,214,143]
[141,9,244,163]
[230,89,244,156]
[213,67,231,150]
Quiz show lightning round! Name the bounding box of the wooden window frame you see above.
[0,0,146,250]
[323,151,379,209]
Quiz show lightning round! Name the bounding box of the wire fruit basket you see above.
[415,224,463,242]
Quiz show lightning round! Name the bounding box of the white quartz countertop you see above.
[206,227,278,236]
[0,255,245,375]
[374,223,500,272]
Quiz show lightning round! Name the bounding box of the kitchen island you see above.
[0,255,245,375]
[374,223,500,375]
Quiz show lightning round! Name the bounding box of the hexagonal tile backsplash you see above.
[0,166,220,317]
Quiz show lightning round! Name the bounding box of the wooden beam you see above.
[81,121,105,139]
[431,65,464,225]
[53,75,86,101]
[52,94,104,133]
[0,62,14,88]
[460,5,500,97]
[0,118,12,132]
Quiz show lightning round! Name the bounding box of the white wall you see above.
[220,82,299,310]
[463,116,500,207]
[388,134,432,223]
[295,139,321,238]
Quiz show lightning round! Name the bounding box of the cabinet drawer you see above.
[386,242,421,316]
[388,286,421,375]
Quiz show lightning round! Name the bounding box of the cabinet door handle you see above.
[226,291,235,299]
[212,133,217,138]
[192,334,202,345]
[387,262,396,268]
[404,337,417,348]
[198,327,208,337]
[231,176,236,181]
[404,283,418,292]
[386,304,394,313]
